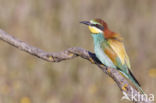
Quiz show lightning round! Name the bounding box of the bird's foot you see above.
[89,57,95,64]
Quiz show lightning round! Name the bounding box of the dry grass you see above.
[0,0,156,103]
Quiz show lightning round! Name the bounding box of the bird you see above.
[80,18,143,93]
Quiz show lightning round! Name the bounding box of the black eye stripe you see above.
[90,24,104,30]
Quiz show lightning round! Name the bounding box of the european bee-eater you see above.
[80,18,143,93]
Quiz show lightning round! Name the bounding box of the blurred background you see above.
[0,0,156,103]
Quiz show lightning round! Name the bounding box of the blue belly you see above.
[94,46,116,68]
[91,33,116,68]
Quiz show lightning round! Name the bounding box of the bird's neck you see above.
[91,33,105,45]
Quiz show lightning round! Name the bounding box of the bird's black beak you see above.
[80,21,91,25]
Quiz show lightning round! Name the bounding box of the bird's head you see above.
[80,18,108,34]
[80,18,122,41]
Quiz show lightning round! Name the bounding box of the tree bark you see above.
[0,29,153,103]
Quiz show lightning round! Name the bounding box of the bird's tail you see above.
[127,69,144,94]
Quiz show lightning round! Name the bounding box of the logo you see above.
[121,88,154,102]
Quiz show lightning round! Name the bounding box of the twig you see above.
[0,29,152,103]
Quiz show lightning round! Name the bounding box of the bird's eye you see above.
[95,24,99,26]
[90,24,104,30]
[95,24,104,30]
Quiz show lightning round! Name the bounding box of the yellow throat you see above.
[88,26,103,34]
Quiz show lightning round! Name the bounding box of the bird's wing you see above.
[103,35,143,93]
[106,39,131,69]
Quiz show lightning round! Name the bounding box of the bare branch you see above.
[0,29,152,103]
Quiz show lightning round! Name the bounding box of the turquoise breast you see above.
[91,33,116,68]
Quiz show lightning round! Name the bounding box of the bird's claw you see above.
[89,57,95,64]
